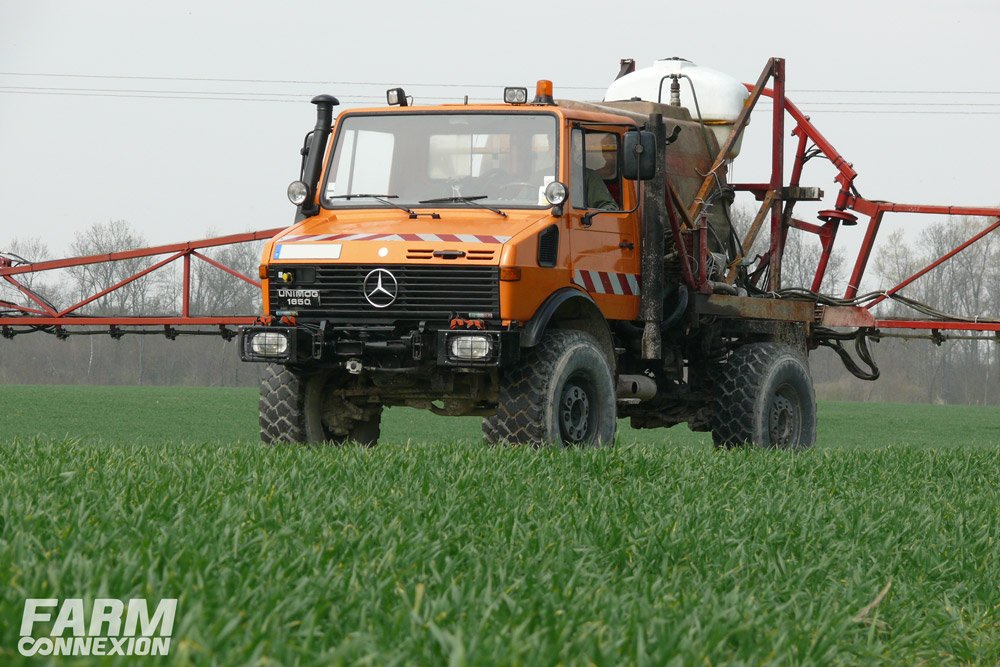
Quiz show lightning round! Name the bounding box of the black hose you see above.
[614,284,690,339]
[815,327,880,381]
[661,284,689,331]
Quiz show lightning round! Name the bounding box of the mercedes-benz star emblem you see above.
[363,268,398,308]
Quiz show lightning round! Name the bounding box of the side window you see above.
[571,128,623,211]
[571,129,585,209]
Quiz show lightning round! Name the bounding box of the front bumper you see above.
[239,324,519,368]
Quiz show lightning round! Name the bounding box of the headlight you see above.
[287,180,309,206]
[503,87,528,104]
[250,331,289,357]
[450,335,492,360]
[544,180,567,205]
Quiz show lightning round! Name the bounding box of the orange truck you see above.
[240,66,860,448]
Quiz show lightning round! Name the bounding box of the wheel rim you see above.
[768,383,802,446]
[559,374,594,444]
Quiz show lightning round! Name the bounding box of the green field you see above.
[1,385,999,665]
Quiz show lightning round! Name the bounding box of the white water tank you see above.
[605,58,749,158]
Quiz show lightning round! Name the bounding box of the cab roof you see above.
[333,102,640,127]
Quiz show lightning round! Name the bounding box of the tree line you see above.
[2,218,999,404]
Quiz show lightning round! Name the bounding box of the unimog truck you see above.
[238,59,878,448]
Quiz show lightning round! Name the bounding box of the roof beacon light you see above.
[533,80,554,105]
[504,87,528,104]
[386,87,408,106]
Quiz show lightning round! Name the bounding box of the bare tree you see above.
[729,205,845,293]
[66,220,166,315]
[0,236,61,311]
[780,230,846,294]
[871,218,1000,403]
[187,236,264,316]
[920,217,998,403]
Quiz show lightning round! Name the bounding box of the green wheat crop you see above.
[1,385,998,665]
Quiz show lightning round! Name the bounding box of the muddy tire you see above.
[259,364,381,445]
[483,330,616,447]
[710,343,816,449]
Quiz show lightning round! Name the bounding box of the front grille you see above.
[270,265,499,321]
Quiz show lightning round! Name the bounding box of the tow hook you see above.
[345,359,363,374]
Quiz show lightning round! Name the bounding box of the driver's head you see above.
[573,140,607,169]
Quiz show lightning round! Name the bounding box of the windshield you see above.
[321,112,558,210]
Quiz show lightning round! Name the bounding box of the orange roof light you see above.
[533,80,554,105]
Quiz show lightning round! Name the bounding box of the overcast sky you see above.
[1,0,998,262]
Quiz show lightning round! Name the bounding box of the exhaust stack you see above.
[299,94,339,216]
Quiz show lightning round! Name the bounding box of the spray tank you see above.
[605,58,749,158]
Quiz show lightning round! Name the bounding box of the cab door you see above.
[567,126,641,321]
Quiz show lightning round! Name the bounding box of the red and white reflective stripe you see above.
[281,232,511,244]
[573,270,640,296]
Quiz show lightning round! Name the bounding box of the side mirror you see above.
[622,130,656,181]
[298,130,316,180]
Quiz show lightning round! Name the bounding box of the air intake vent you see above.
[466,249,495,261]
[406,248,434,259]
[537,225,559,267]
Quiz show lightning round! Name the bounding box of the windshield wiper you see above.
[418,195,507,217]
[329,194,439,219]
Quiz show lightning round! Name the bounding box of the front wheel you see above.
[259,365,382,445]
[483,330,617,447]
[710,343,817,450]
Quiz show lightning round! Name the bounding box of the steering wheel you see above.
[494,181,538,201]
[478,169,536,200]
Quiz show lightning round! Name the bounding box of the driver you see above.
[573,140,618,211]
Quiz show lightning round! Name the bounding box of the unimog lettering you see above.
[276,288,320,306]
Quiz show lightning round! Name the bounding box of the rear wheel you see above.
[483,330,616,447]
[259,364,382,445]
[710,343,816,449]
